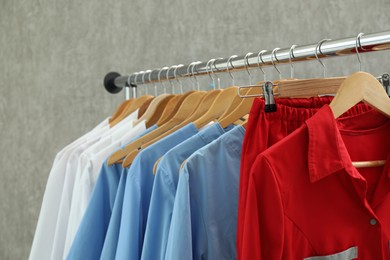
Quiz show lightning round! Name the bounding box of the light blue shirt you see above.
[66,125,157,260]
[99,167,129,260]
[99,124,158,260]
[115,123,199,260]
[165,126,245,260]
[141,123,233,260]
[66,162,122,260]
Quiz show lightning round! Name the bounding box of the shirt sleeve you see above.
[66,163,120,260]
[64,158,93,255]
[29,154,66,260]
[141,167,176,260]
[240,155,284,260]
[164,166,193,260]
[115,171,142,260]
[100,169,128,260]
[49,152,83,260]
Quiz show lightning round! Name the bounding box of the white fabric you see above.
[29,117,109,260]
[48,126,112,260]
[85,110,137,144]
[49,111,138,260]
[62,116,145,259]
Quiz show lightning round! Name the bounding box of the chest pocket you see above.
[304,246,358,260]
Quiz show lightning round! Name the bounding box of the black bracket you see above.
[104,72,123,94]
[262,81,277,113]
[381,73,390,96]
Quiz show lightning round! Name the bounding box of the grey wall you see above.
[1,0,389,259]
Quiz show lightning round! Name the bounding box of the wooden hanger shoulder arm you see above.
[122,149,139,168]
[194,87,238,129]
[330,72,390,118]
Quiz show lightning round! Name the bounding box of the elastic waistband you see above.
[250,97,372,123]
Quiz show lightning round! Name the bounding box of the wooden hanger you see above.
[218,87,249,120]
[110,95,154,127]
[276,77,345,98]
[150,89,222,173]
[156,91,195,125]
[235,77,347,107]
[237,114,249,128]
[133,94,175,128]
[175,87,252,173]
[149,89,222,147]
[153,157,163,175]
[107,91,206,166]
[193,86,239,129]
[164,89,222,132]
[137,97,154,118]
[219,87,260,128]
[122,90,221,167]
[329,71,390,168]
[109,99,133,124]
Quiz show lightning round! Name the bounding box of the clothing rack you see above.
[104,30,390,97]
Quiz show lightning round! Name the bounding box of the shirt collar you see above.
[305,105,390,183]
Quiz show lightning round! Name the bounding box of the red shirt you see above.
[241,105,390,259]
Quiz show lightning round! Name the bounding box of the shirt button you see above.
[370,218,377,225]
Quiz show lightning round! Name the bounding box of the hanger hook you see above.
[186,62,193,90]
[158,67,168,93]
[257,50,267,81]
[289,45,297,78]
[271,48,281,80]
[148,70,158,96]
[187,62,197,91]
[174,64,184,94]
[133,71,143,97]
[126,72,138,99]
[143,70,151,85]
[166,65,176,94]
[206,59,216,89]
[135,71,144,86]
[127,72,138,87]
[142,70,151,95]
[315,39,331,78]
[244,52,254,85]
[356,32,364,71]
[212,58,223,89]
[192,61,202,91]
[227,55,238,86]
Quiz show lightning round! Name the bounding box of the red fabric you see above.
[237,97,371,257]
[238,97,332,255]
[241,105,390,259]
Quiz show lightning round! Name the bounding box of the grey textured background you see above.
[1,0,389,259]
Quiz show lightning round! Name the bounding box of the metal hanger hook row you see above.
[191,61,202,91]
[257,50,267,81]
[227,55,238,85]
[289,45,297,78]
[211,58,223,89]
[356,32,365,71]
[314,38,331,78]
[271,48,281,79]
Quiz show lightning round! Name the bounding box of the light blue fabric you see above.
[141,123,233,260]
[115,123,199,260]
[165,125,245,260]
[99,167,129,260]
[66,125,157,260]
[66,162,122,260]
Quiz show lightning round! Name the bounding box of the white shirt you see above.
[49,111,139,260]
[48,125,112,260]
[63,113,145,259]
[29,117,109,260]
